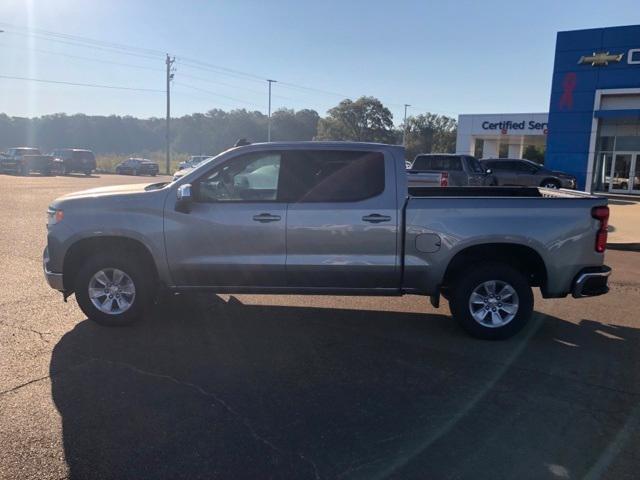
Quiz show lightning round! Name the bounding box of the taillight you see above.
[440,172,449,187]
[592,206,609,253]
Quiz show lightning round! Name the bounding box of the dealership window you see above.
[592,118,640,192]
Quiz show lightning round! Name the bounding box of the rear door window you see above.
[73,151,95,161]
[490,161,515,171]
[280,150,385,202]
[412,156,462,171]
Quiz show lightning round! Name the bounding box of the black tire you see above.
[74,253,154,326]
[449,262,533,340]
[540,179,560,189]
[84,169,92,176]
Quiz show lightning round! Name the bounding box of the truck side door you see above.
[164,151,287,287]
[282,149,399,289]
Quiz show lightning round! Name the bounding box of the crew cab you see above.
[1,147,54,175]
[43,142,611,339]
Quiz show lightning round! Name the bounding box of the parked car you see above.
[480,158,577,189]
[408,154,495,187]
[173,168,192,182]
[44,142,611,340]
[51,149,96,175]
[173,157,216,181]
[1,147,54,175]
[178,155,212,170]
[115,158,159,176]
[605,174,640,190]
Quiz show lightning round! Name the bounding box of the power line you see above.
[0,22,460,119]
[0,42,300,103]
[0,22,165,58]
[0,43,163,72]
[174,82,261,107]
[0,27,162,61]
[0,74,164,93]
[177,70,296,101]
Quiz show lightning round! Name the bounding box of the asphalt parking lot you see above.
[1,173,639,480]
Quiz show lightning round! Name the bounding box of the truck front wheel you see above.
[74,254,154,326]
[449,263,533,340]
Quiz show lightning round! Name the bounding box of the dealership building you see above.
[456,24,640,194]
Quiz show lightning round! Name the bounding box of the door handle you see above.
[362,213,391,223]
[252,213,281,223]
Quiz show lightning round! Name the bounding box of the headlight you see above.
[47,207,64,226]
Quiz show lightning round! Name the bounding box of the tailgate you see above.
[407,170,448,187]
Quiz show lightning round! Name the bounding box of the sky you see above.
[0,0,638,124]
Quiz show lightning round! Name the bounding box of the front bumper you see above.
[572,265,611,298]
[43,247,64,291]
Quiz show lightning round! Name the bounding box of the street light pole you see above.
[165,54,175,175]
[267,79,277,142]
[403,104,411,147]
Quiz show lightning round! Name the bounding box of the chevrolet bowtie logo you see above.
[578,51,624,66]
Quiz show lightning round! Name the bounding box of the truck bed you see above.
[408,186,597,199]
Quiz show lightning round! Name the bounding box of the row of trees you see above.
[0,96,457,159]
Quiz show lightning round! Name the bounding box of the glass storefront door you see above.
[633,155,640,193]
[608,153,639,193]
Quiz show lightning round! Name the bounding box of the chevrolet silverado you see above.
[43,142,611,339]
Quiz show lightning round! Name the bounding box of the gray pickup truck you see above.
[408,153,495,187]
[43,142,611,339]
[1,147,54,175]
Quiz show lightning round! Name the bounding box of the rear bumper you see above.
[43,247,64,291]
[572,265,611,298]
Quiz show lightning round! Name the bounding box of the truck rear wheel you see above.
[449,263,533,340]
[74,253,154,326]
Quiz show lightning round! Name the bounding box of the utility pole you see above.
[165,54,175,175]
[403,104,411,147]
[267,79,277,142]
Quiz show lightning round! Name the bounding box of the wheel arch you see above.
[540,177,560,187]
[63,236,158,292]
[442,243,547,290]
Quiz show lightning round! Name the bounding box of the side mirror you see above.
[176,183,192,213]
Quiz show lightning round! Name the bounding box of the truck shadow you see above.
[50,296,640,479]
